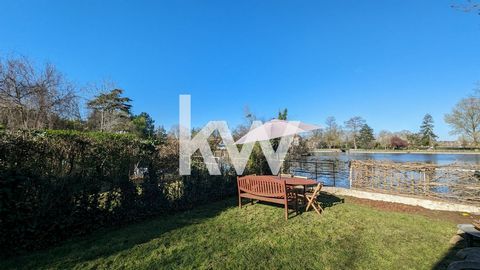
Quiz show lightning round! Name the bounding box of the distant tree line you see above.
[305,86,480,150]
[1,55,479,150]
[0,56,164,140]
[304,113,443,150]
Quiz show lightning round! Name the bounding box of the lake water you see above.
[287,152,480,188]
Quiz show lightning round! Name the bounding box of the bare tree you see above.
[377,130,393,150]
[451,0,480,14]
[0,57,35,129]
[344,116,366,149]
[305,128,325,149]
[324,116,342,149]
[0,56,79,130]
[445,95,480,146]
[233,106,258,140]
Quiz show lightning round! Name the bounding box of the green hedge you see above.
[0,130,236,256]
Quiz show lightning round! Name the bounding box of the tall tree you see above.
[324,116,342,148]
[278,108,288,120]
[406,132,422,149]
[306,128,325,149]
[377,130,393,150]
[344,116,366,149]
[357,124,375,149]
[132,112,155,138]
[154,125,168,144]
[0,56,79,129]
[87,89,132,132]
[445,96,480,146]
[273,108,288,150]
[419,114,437,147]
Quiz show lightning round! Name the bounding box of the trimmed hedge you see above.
[0,130,236,256]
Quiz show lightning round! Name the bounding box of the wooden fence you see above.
[350,160,480,206]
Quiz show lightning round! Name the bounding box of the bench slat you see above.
[240,193,285,204]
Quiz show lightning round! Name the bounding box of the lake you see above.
[287,152,480,188]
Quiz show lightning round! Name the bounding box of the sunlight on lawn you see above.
[2,198,456,270]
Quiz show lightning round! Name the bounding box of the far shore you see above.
[310,149,480,155]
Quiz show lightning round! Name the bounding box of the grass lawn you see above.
[1,195,457,270]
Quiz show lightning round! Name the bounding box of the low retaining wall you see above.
[323,187,480,214]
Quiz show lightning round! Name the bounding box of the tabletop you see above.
[265,175,318,186]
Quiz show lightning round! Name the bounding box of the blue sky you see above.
[1,0,479,140]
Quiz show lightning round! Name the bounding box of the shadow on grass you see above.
[318,191,345,209]
[2,198,238,269]
[4,193,346,269]
[432,231,480,269]
[247,191,344,218]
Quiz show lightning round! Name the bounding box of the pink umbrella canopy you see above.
[234,119,320,144]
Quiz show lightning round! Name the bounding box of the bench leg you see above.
[284,203,288,220]
[238,196,242,209]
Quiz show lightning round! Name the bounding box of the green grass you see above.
[1,197,456,270]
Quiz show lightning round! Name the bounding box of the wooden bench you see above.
[237,175,295,220]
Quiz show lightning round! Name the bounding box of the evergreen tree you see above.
[357,124,375,149]
[420,114,437,147]
[87,89,132,132]
[278,108,288,120]
[154,125,168,144]
[273,108,288,150]
[132,112,155,138]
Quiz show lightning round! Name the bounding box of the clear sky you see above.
[1,0,479,140]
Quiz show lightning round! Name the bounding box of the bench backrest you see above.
[237,175,286,198]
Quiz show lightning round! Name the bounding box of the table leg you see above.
[303,186,306,206]
[295,190,299,214]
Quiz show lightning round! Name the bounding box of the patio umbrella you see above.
[234,119,320,144]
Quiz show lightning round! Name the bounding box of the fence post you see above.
[423,170,427,197]
[349,161,353,188]
[315,162,318,180]
[332,161,336,187]
[411,171,415,194]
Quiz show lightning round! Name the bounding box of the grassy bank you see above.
[1,195,458,270]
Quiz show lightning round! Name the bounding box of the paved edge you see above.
[323,187,480,214]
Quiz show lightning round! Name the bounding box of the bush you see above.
[0,130,236,256]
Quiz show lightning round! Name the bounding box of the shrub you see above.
[0,130,236,256]
[390,136,408,149]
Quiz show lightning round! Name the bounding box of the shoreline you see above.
[310,149,480,155]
